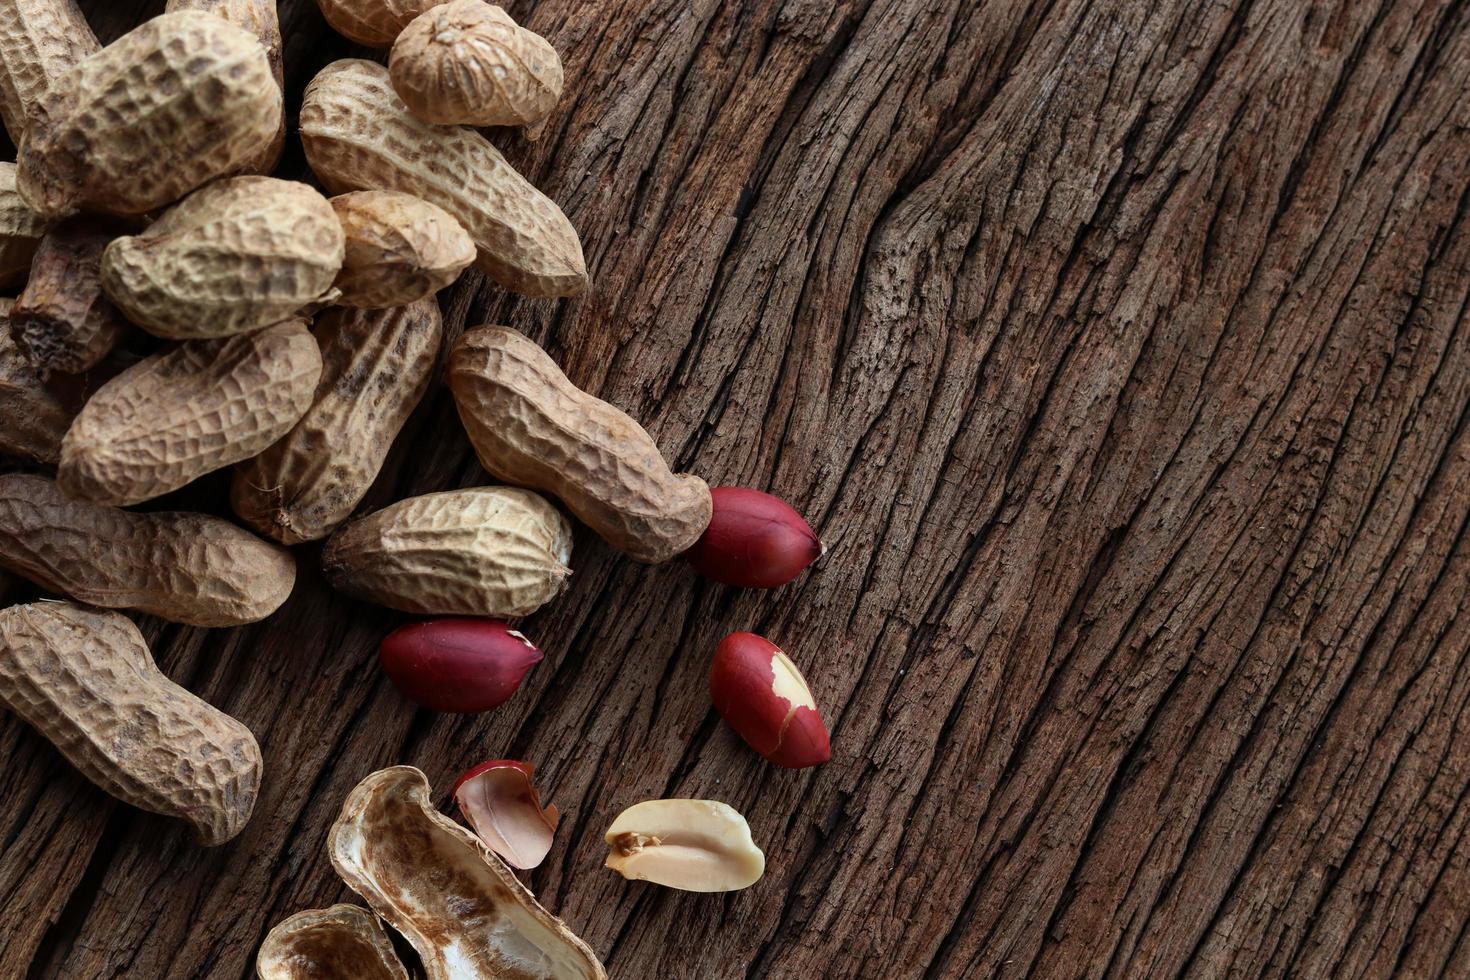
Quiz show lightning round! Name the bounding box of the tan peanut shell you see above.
[0,473,296,626]
[389,2,563,128]
[315,0,444,48]
[322,486,572,617]
[10,217,128,376]
[0,0,99,144]
[1,162,48,287]
[330,767,607,980]
[300,59,587,298]
[449,326,712,563]
[0,602,261,845]
[16,11,283,218]
[232,301,442,544]
[164,0,286,175]
[331,192,474,308]
[102,178,344,339]
[1,299,77,463]
[257,905,409,980]
[59,320,322,507]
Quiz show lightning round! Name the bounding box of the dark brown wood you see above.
[3,0,1470,976]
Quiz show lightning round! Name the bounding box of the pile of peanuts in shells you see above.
[0,1,831,976]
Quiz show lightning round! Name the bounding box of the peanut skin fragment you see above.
[257,905,409,980]
[0,602,261,845]
[17,11,282,218]
[448,325,712,563]
[329,766,606,980]
[0,473,296,627]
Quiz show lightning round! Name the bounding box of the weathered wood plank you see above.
[1,0,1467,977]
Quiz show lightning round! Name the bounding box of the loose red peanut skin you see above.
[685,486,824,589]
[710,632,831,769]
[379,618,543,713]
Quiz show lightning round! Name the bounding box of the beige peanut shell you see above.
[300,59,587,298]
[164,0,286,175]
[10,217,128,376]
[322,486,572,617]
[315,0,444,48]
[389,1,563,128]
[102,177,344,339]
[449,326,712,563]
[232,300,443,544]
[256,904,409,980]
[60,320,322,507]
[330,766,607,980]
[0,473,296,626]
[0,299,77,464]
[330,192,474,309]
[1,162,48,287]
[0,602,262,845]
[0,0,99,144]
[16,11,283,218]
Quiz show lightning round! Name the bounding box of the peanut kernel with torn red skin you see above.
[710,631,832,769]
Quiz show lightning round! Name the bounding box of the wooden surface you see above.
[3,0,1470,976]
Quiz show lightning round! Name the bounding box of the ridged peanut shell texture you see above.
[390,1,563,128]
[164,0,287,175]
[60,320,322,507]
[0,473,296,626]
[322,487,572,617]
[449,326,712,563]
[232,301,443,544]
[331,192,475,308]
[1,162,48,287]
[257,905,409,980]
[102,178,345,339]
[301,59,586,298]
[16,11,282,218]
[0,0,100,143]
[0,602,261,845]
[11,217,128,376]
[316,0,445,48]
[329,766,607,980]
[1,299,79,464]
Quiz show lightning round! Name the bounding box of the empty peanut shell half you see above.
[256,904,408,980]
[605,799,765,892]
[329,766,606,979]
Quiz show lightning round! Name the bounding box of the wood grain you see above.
[3,0,1470,976]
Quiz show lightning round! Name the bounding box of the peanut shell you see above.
[102,177,344,340]
[165,0,286,175]
[232,300,443,544]
[0,298,76,464]
[0,0,99,144]
[330,192,474,308]
[16,11,283,218]
[10,217,128,376]
[301,59,587,298]
[389,2,563,128]
[322,486,572,617]
[0,162,48,287]
[257,905,409,980]
[329,766,607,980]
[449,326,712,563]
[0,473,296,626]
[315,0,445,48]
[0,601,261,845]
[59,319,322,507]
